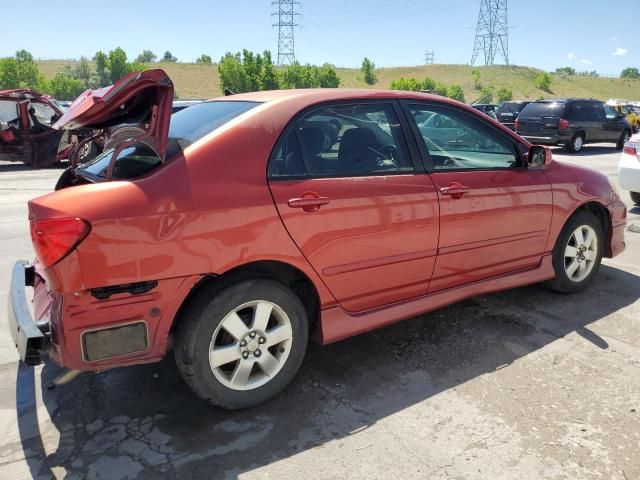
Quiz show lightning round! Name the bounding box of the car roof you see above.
[0,88,45,100]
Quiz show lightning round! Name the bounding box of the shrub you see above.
[621,67,639,79]
[471,69,482,90]
[361,57,377,85]
[554,66,576,76]
[479,87,494,103]
[196,54,212,64]
[447,84,465,102]
[47,72,86,100]
[534,72,552,92]
[496,87,513,102]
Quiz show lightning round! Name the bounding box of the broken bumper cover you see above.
[8,261,49,365]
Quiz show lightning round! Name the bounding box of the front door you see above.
[403,102,553,292]
[268,101,440,313]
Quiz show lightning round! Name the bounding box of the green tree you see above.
[48,72,86,100]
[390,77,421,91]
[534,72,552,92]
[554,66,576,76]
[316,64,340,88]
[94,51,110,86]
[71,56,98,89]
[421,77,436,91]
[108,47,129,83]
[136,50,157,63]
[162,51,178,63]
[259,51,279,90]
[496,87,513,102]
[281,62,315,89]
[0,58,20,89]
[621,67,640,79]
[127,62,150,74]
[434,82,448,96]
[196,54,212,64]
[361,57,377,85]
[218,52,250,93]
[447,84,465,102]
[14,49,43,89]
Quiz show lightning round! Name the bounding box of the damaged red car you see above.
[0,88,102,167]
[8,69,626,409]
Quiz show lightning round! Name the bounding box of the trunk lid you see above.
[52,69,173,162]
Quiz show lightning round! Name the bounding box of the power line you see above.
[272,0,301,66]
[425,50,435,65]
[470,0,509,66]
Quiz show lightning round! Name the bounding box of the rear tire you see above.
[617,130,631,150]
[548,211,604,294]
[566,132,584,153]
[175,278,308,409]
[631,191,640,205]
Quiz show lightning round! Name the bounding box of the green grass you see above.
[37,60,640,102]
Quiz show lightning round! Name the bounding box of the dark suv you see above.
[516,99,632,152]
[496,101,530,130]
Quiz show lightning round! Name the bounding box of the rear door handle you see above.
[288,192,330,212]
[440,183,470,199]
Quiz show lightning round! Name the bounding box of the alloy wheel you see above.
[208,300,293,391]
[563,225,598,283]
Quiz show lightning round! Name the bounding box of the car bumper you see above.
[519,134,569,146]
[7,261,50,365]
[618,153,640,193]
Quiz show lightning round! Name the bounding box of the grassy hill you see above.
[37,60,640,102]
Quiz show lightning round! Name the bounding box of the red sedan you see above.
[9,69,626,409]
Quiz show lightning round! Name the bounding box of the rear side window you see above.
[0,100,18,124]
[78,144,161,180]
[270,103,413,178]
[520,102,565,117]
[497,102,527,115]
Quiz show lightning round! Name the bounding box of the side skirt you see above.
[315,254,555,345]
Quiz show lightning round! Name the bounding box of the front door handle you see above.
[288,192,330,212]
[440,182,470,199]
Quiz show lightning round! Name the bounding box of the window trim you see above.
[399,100,527,173]
[267,99,424,181]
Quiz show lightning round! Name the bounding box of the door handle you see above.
[440,183,470,199]
[288,192,330,212]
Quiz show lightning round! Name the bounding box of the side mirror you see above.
[527,145,552,167]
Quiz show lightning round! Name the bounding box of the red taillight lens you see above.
[30,218,90,268]
[0,129,16,142]
[558,118,570,129]
[623,143,638,156]
[514,118,519,130]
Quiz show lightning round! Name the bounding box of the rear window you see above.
[497,102,528,115]
[520,102,565,117]
[76,100,260,180]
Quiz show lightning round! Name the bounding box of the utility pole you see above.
[470,0,509,66]
[425,50,435,65]
[272,0,301,66]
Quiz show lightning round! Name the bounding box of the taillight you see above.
[558,118,570,129]
[30,218,90,268]
[514,118,519,130]
[0,129,16,142]
[623,144,637,156]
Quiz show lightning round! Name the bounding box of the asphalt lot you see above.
[0,145,639,479]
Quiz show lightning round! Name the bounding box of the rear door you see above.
[516,101,564,138]
[403,101,553,292]
[268,101,440,313]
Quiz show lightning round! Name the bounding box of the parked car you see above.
[471,103,498,119]
[0,89,102,167]
[172,99,203,114]
[9,69,626,409]
[516,99,632,153]
[606,100,639,133]
[618,133,640,204]
[495,101,530,130]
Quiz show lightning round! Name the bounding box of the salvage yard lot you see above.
[0,146,639,479]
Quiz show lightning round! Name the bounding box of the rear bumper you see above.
[618,155,640,193]
[7,261,50,365]
[519,134,570,146]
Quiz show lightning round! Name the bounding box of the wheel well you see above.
[573,130,586,139]
[172,261,320,335]
[572,201,613,256]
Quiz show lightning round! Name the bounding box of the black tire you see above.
[548,211,604,294]
[616,130,631,150]
[174,278,308,409]
[77,141,98,163]
[631,191,640,205]
[565,132,585,153]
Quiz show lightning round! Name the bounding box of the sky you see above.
[1,0,638,75]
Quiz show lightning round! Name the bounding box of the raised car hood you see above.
[53,69,173,161]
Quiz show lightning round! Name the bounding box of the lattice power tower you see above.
[272,0,301,65]
[470,0,509,66]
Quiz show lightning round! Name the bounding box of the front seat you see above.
[299,127,326,175]
[338,128,381,174]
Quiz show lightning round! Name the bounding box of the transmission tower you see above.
[425,50,435,65]
[470,0,509,66]
[272,0,301,66]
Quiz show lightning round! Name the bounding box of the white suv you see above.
[619,134,640,205]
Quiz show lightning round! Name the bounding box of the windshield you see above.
[520,102,565,117]
[497,102,528,115]
[76,100,260,181]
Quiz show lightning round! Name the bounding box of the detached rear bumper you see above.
[7,261,50,365]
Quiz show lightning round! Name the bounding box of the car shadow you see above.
[551,145,619,157]
[0,162,67,173]
[14,264,640,479]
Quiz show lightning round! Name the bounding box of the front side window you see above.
[604,105,619,120]
[408,105,518,170]
[270,103,413,178]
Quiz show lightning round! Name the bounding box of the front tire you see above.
[566,132,585,153]
[548,211,604,294]
[175,279,308,409]
[631,191,640,205]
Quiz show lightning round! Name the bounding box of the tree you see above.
[196,54,212,64]
[72,56,98,89]
[14,49,43,89]
[108,47,129,83]
[422,77,436,91]
[496,87,513,102]
[361,57,377,85]
[259,51,279,90]
[434,82,448,97]
[94,51,110,86]
[218,52,250,93]
[0,58,20,89]
[316,64,340,88]
[390,77,421,91]
[446,84,465,102]
[48,72,85,100]
[136,50,157,63]
[534,72,552,92]
[621,67,640,79]
[554,66,576,76]
[162,51,178,63]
